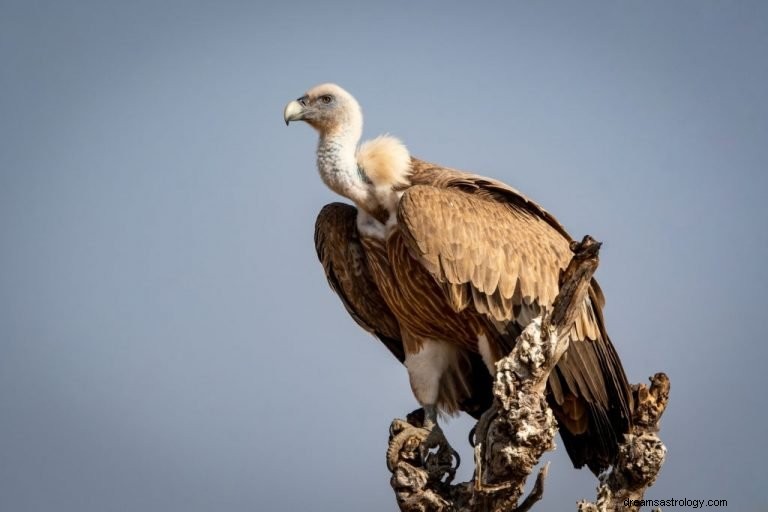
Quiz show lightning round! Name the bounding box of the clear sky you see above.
[2,1,767,510]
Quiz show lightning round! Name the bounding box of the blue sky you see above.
[2,1,767,510]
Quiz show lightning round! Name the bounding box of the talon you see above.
[451,446,461,470]
[422,423,461,485]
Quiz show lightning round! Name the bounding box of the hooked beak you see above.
[283,98,306,125]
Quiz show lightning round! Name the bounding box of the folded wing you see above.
[398,159,632,472]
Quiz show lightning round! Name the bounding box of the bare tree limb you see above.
[577,373,670,512]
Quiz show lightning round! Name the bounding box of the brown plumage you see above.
[315,202,496,419]
[288,83,632,474]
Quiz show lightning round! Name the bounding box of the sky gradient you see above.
[2,1,767,510]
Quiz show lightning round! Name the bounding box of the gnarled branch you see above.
[578,373,670,512]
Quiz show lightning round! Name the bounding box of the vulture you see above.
[284,83,632,474]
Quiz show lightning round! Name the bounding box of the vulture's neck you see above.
[316,127,382,219]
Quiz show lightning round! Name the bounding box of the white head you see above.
[283,83,363,140]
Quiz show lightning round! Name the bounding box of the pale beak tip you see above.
[283,99,304,126]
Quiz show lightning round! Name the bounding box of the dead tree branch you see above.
[577,373,670,512]
[385,235,671,511]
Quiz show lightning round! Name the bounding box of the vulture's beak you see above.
[283,99,305,125]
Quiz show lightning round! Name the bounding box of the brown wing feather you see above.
[401,159,632,473]
[315,203,404,362]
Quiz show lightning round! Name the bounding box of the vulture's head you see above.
[283,83,362,137]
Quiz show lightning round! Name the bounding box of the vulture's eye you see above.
[320,95,333,104]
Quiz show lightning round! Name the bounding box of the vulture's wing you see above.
[315,203,404,362]
[398,160,632,472]
[314,202,495,419]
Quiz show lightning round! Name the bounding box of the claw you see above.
[421,423,461,484]
[468,424,477,447]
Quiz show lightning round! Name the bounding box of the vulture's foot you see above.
[421,423,461,485]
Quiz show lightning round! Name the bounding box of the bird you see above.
[284,83,632,474]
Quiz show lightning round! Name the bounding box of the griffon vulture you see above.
[284,83,632,473]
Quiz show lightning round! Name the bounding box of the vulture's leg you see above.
[404,338,453,431]
[422,404,438,430]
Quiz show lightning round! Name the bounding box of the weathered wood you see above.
[542,235,602,341]
[384,236,669,511]
[577,373,670,512]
